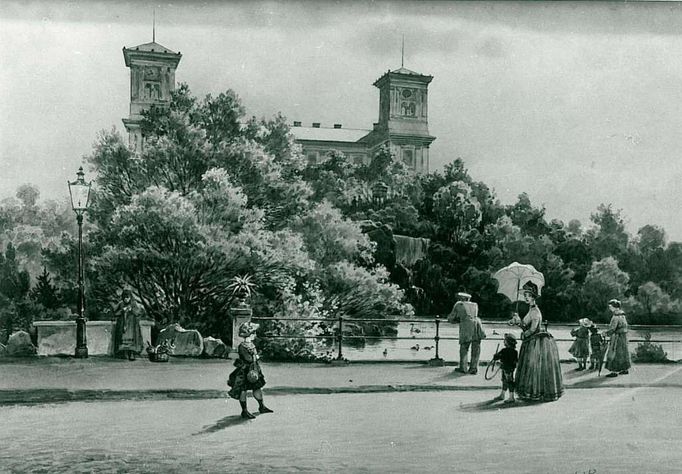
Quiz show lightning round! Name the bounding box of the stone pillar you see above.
[229,304,252,352]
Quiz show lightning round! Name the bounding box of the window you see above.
[402,148,415,168]
[144,82,161,100]
[400,88,417,117]
[306,151,319,165]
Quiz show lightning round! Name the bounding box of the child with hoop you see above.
[493,333,518,403]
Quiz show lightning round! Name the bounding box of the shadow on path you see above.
[194,413,260,435]
[457,397,544,412]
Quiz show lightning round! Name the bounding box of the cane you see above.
[485,343,501,380]
[598,335,608,376]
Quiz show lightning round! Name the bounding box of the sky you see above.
[2,1,682,240]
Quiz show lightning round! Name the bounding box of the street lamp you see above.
[68,166,92,358]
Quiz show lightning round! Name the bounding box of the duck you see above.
[409,323,422,334]
[492,330,500,335]
[410,344,420,351]
[423,346,433,350]
[382,349,388,357]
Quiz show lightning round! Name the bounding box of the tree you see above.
[582,257,630,319]
[432,181,482,245]
[31,267,61,310]
[587,204,629,262]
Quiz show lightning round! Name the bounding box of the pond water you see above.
[321,320,682,363]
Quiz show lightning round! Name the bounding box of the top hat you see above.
[456,292,472,300]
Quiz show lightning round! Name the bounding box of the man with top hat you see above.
[448,291,487,374]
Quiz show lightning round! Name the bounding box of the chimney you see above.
[333,124,342,129]
[312,122,320,128]
[293,121,301,127]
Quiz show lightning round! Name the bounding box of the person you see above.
[493,333,518,404]
[512,282,564,402]
[588,324,605,371]
[604,299,632,378]
[448,292,487,374]
[227,321,273,419]
[569,318,592,371]
[112,288,144,361]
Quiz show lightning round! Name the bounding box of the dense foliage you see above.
[2,83,682,351]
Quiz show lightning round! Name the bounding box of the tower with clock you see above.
[122,39,181,152]
[361,66,436,173]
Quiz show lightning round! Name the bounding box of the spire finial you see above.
[153,10,156,42]
[401,34,404,67]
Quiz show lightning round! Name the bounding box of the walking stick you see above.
[485,343,501,380]
[598,335,608,376]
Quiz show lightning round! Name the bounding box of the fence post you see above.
[331,313,348,365]
[428,314,445,366]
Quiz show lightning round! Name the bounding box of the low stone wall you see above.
[33,320,154,356]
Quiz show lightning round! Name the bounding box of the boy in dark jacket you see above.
[493,333,518,403]
[589,324,605,371]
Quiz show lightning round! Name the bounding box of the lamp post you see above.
[68,166,92,358]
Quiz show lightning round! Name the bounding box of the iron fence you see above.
[251,315,682,363]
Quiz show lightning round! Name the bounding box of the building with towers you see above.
[121,36,434,172]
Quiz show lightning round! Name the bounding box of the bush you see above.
[256,285,334,362]
[633,332,669,363]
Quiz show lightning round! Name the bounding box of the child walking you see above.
[493,333,518,404]
[227,321,273,419]
[569,318,592,371]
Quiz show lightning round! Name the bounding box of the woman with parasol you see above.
[510,282,564,402]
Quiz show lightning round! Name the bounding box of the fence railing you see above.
[251,315,682,363]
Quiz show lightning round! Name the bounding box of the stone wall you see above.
[33,320,154,356]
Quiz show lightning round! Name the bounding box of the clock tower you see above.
[362,67,435,173]
[122,40,181,151]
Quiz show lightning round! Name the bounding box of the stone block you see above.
[157,323,204,357]
[7,331,37,357]
[202,336,228,358]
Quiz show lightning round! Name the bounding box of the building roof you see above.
[125,41,178,54]
[391,66,421,75]
[290,126,371,143]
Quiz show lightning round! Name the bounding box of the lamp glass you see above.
[68,168,91,213]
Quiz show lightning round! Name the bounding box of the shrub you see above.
[633,332,669,363]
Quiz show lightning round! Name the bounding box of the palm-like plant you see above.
[227,274,257,304]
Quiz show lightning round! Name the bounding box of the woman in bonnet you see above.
[604,299,631,377]
[512,281,564,402]
[227,321,273,419]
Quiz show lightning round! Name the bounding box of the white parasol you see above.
[493,262,545,310]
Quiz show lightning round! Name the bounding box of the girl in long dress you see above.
[227,321,273,419]
[604,299,631,377]
[568,318,592,371]
[113,289,144,360]
[513,282,564,402]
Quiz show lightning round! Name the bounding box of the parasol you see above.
[493,262,545,312]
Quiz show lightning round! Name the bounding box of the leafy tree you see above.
[582,257,630,319]
[432,181,482,245]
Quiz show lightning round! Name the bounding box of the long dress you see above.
[604,311,631,373]
[113,302,144,356]
[227,340,266,399]
[568,326,590,359]
[515,306,564,402]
